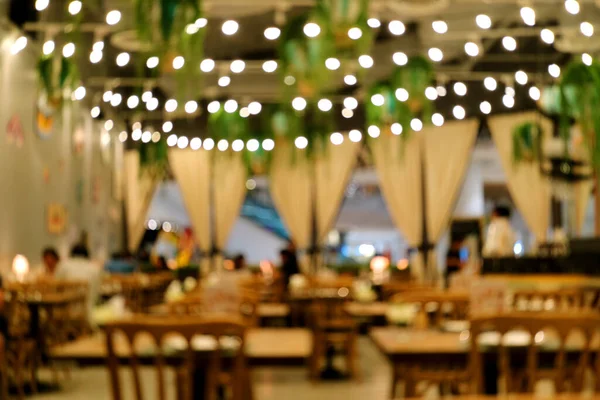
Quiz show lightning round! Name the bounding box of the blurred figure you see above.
[280,249,300,290]
[445,240,464,288]
[156,256,169,271]
[483,206,516,257]
[40,247,61,279]
[233,254,246,271]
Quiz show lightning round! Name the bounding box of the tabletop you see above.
[405,395,600,400]
[50,327,312,364]
[148,302,291,318]
[344,302,389,317]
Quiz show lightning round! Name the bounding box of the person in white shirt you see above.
[483,206,516,257]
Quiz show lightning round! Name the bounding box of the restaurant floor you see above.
[32,337,393,400]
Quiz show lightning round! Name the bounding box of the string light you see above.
[165,99,178,112]
[177,136,189,149]
[224,99,238,113]
[90,50,102,63]
[343,97,358,110]
[142,91,153,102]
[73,86,86,100]
[437,86,447,96]
[344,75,357,85]
[480,101,492,114]
[141,131,152,143]
[304,23,321,38]
[464,41,480,57]
[218,76,231,87]
[222,20,239,35]
[230,60,245,73]
[240,107,250,118]
[163,121,173,133]
[358,55,374,68]
[173,56,185,70]
[195,18,207,28]
[203,138,215,150]
[432,113,444,126]
[330,132,344,145]
[132,129,142,141]
[391,123,402,135]
[502,36,517,51]
[395,88,409,102]
[425,87,438,100]
[146,97,159,111]
[295,136,308,149]
[515,70,528,85]
[428,48,444,62]
[247,139,260,152]
[110,93,122,107]
[503,95,515,108]
[476,14,492,29]
[548,64,561,78]
[529,86,541,101]
[432,20,448,34]
[262,60,278,73]
[540,29,554,44]
[190,138,202,150]
[90,107,100,118]
[116,52,130,67]
[388,20,405,35]
[68,1,82,16]
[520,7,535,26]
[185,101,198,114]
[208,101,220,113]
[232,139,244,152]
[393,52,408,66]
[292,97,307,111]
[284,76,296,85]
[453,105,466,120]
[367,18,381,28]
[325,57,341,70]
[62,42,75,58]
[262,139,275,151]
[565,0,580,14]
[368,125,381,138]
[484,77,497,91]
[410,119,423,132]
[342,108,354,118]
[348,27,362,40]
[127,95,139,109]
[582,53,593,66]
[454,82,467,96]
[349,129,362,142]
[147,56,159,69]
[200,59,215,72]
[43,40,55,55]
[106,10,121,25]
[119,131,128,142]
[167,135,178,147]
[103,91,113,102]
[35,0,49,11]
[318,99,333,112]
[580,22,594,37]
[248,101,262,115]
[264,27,281,40]
[371,94,385,106]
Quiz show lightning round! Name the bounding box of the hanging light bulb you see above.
[453,82,467,96]
[464,41,480,57]
[200,58,215,72]
[484,77,497,91]
[453,105,466,120]
[230,60,245,73]
[264,27,281,40]
[540,29,555,44]
[520,7,536,26]
[222,20,239,35]
[580,22,594,37]
[515,70,528,85]
[432,20,448,34]
[476,14,492,29]
[393,52,408,66]
[565,0,580,15]
[68,1,82,15]
[303,23,321,38]
[35,0,49,11]
[529,86,541,101]
[43,40,55,55]
[480,101,492,114]
[388,20,405,35]
[116,52,130,67]
[502,36,517,51]
[428,48,443,62]
[106,10,121,25]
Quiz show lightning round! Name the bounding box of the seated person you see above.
[37,247,61,280]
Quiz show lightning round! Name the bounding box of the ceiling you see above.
[10,0,600,137]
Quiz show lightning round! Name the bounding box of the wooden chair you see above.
[0,334,8,400]
[167,291,259,327]
[105,316,249,400]
[309,296,359,381]
[469,312,600,394]
[511,289,592,312]
[381,281,435,301]
[389,290,470,329]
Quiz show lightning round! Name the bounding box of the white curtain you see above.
[488,112,552,242]
[574,180,593,235]
[168,149,212,272]
[371,134,424,280]
[213,152,247,265]
[269,140,313,272]
[124,151,158,253]
[423,120,479,279]
[315,139,360,243]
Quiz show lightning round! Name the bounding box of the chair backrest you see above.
[167,291,259,327]
[469,312,600,393]
[511,289,592,312]
[105,316,247,400]
[390,290,470,329]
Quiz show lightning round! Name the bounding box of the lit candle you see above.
[12,254,29,282]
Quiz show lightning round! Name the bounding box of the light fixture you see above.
[454,82,467,96]
[432,113,444,126]
[141,131,152,143]
[42,40,55,55]
[62,42,75,58]
[502,36,517,51]
[152,131,161,143]
[132,129,142,141]
[453,105,466,120]
[190,138,202,150]
[203,138,215,150]
[185,101,198,114]
[90,51,102,63]
[580,22,594,37]
[222,20,239,35]
[146,97,159,111]
[464,41,480,57]
[484,77,497,91]
[12,255,29,282]
[224,100,238,113]
[200,58,215,72]
[91,107,100,118]
[186,24,199,35]
[262,60,278,73]
[318,99,333,112]
[476,14,492,29]
[167,134,178,147]
[304,22,321,38]
[432,20,448,34]
[480,101,492,114]
[68,1,82,15]
[208,101,220,113]
[232,139,244,152]
[162,121,173,133]
[295,136,308,149]
[540,29,555,44]
[437,86,447,96]
[325,57,341,70]
[264,27,281,40]
[358,55,374,68]
[218,76,231,87]
[116,52,130,67]
[367,18,381,28]
[529,86,541,101]
[344,75,357,85]
[565,0,580,15]
[127,95,139,109]
[520,7,536,26]
[119,131,127,142]
[393,52,408,66]
[172,56,185,70]
[391,123,403,135]
[165,99,178,113]
[230,60,245,73]
[195,18,207,28]
[410,118,423,131]
[368,125,381,138]
[106,10,121,25]
[284,75,296,85]
[146,56,159,69]
[110,93,122,107]
[348,27,362,40]
[292,97,307,111]
[371,93,385,106]
[35,0,49,11]
[428,47,444,62]
[246,139,259,152]
[515,70,528,85]
[395,88,409,102]
[506,86,516,97]
[582,53,593,66]
[93,41,104,52]
[238,107,249,119]
[177,136,189,149]
[349,129,362,142]
[132,122,142,130]
[330,132,344,145]
[425,87,438,100]
[142,91,153,102]
[248,101,262,115]
[262,139,275,151]
[103,91,113,102]
[343,97,358,110]
[388,20,405,35]
[548,63,561,78]
[503,95,515,108]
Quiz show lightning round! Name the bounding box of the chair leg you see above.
[390,366,399,399]
[346,336,359,381]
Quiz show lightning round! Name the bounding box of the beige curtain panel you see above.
[269,140,314,269]
[423,120,479,279]
[124,151,158,253]
[488,112,552,243]
[574,180,593,235]
[371,134,424,280]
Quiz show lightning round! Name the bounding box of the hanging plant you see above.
[37,54,78,109]
[366,56,435,140]
[512,122,543,163]
[279,13,334,100]
[139,139,169,179]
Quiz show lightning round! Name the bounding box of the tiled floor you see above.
[32,337,393,400]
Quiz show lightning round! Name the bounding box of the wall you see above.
[0,28,122,272]
[225,218,287,264]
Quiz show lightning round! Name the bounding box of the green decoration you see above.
[314,0,372,57]
[139,140,169,179]
[511,122,543,163]
[366,56,435,140]
[36,54,78,109]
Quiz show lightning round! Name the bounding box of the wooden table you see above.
[50,327,312,366]
[344,302,389,318]
[406,395,600,400]
[148,302,291,319]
